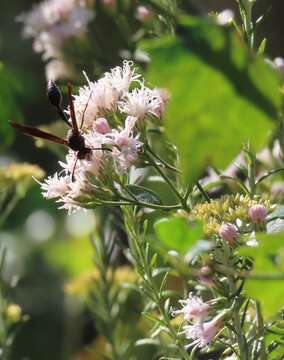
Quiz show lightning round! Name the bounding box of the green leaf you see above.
[126,185,162,205]
[154,216,203,254]
[0,62,22,146]
[144,16,280,184]
[240,232,284,273]
[135,338,160,347]
[239,232,284,318]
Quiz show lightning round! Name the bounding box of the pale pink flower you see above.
[84,129,114,176]
[18,0,94,62]
[111,116,142,171]
[59,151,83,175]
[40,173,70,199]
[105,60,141,95]
[183,318,220,348]
[172,293,210,322]
[249,204,268,226]
[151,88,169,117]
[218,223,238,245]
[93,118,111,134]
[18,0,93,38]
[73,75,119,128]
[56,196,83,214]
[67,175,89,198]
[119,85,161,119]
[80,151,104,178]
[72,79,100,128]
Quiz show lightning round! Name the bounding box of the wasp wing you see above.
[10,122,68,146]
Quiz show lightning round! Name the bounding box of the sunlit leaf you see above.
[144,16,280,184]
[154,216,203,254]
[239,231,284,318]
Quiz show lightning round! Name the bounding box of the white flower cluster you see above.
[17,0,94,79]
[172,293,221,348]
[73,61,167,128]
[39,61,167,213]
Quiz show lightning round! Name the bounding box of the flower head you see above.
[172,293,210,322]
[73,62,140,128]
[18,0,94,74]
[105,60,141,95]
[56,195,83,214]
[119,85,161,119]
[40,172,71,199]
[72,76,114,129]
[151,88,169,117]
[249,204,268,226]
[111,116,142,171]
[183,318,220,348]
[218,223,238,245]
[93,118,111,134]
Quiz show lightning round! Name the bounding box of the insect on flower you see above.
[10,80,110,179]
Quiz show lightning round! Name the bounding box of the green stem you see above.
[146,144,181,173]
[229,276,249,360]
[248,154,256,198]
[255,301,267,360]
[123,208,190,359]
[145,150,189,211]
[84,199,183,211]
[0,193,20,228]
[90,234,121,360]
[195,181,210,203]
[256,168,284,185]
[238,0,255,50]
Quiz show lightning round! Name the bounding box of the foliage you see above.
[3,0,284,359]
[144,16,281,184]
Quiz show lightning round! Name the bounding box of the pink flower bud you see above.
[198,266,214,287]
[152,88,169,117]
[249,204,267,225]
[200,266,211,277]
[93,118,111,134]
[136,6,153,22]
[218,223,237,244]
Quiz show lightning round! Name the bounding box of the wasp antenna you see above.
[80,88,93,129]
[71,155,80,182]
[67,83,79,134]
